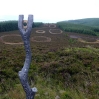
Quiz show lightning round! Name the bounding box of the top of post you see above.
[18,15,33,32]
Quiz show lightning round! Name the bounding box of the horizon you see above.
[0,16,99,23]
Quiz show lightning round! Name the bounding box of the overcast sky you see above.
[0,0,99,23]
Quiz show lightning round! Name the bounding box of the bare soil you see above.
[68,32,99,42]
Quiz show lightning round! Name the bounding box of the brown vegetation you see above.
[31,36,51,42]
[0,34,23,45]
[0,23,99,99]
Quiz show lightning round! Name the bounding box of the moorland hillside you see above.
[0,21,99,99]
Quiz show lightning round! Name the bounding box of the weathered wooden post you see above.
[18,15,37,99]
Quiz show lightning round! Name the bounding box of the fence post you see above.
[18,15,37,99]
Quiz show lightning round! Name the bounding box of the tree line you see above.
[0,21,43,32]
[57,22,99,36]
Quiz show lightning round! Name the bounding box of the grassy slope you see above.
[0,24,99,99]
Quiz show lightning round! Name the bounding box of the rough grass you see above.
[0,24,99,99]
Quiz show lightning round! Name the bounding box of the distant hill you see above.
[57,18,99,36]
[59,18,99,27]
